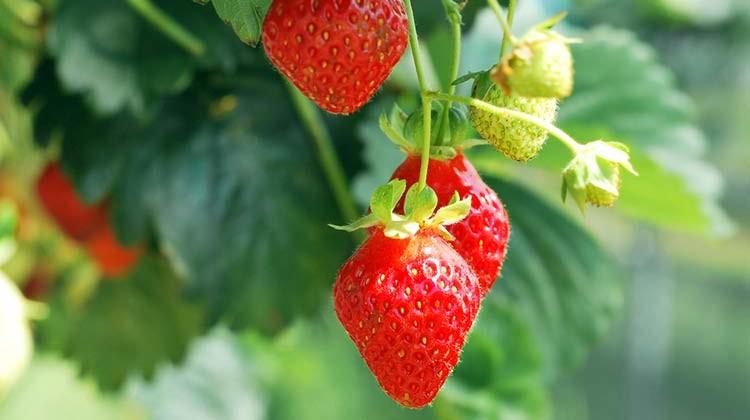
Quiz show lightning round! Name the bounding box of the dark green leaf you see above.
[485,176,623,380]
[109,83,350,332]
[47,0,248,115]
[37,257,204,391]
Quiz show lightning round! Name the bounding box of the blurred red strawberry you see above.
[36,162,108,241]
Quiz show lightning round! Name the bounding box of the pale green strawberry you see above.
[494,30,574,99]
[470,75,558,162]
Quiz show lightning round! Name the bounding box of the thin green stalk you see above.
[502,0,518,56]
[403,0,432,191]
[287,84,366,243]
[429,92,583,154]
[436,2,463,145]
[126,0,205,56]
[486,0,517,59]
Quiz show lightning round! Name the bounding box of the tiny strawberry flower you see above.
[562,141,638,211]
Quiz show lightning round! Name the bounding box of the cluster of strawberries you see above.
[36,162,142,278]
[264,0,637,408]
[261,0,518,408]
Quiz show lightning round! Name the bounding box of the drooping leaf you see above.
[47,0,248,115]
[27,61,351,334]
[209,0,271,46]
[36,257,204,391]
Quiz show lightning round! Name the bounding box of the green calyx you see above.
[380,103,483,160]
[330,180,472,240]
[562,141,638,213]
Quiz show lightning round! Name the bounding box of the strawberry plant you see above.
[0,0,737,419]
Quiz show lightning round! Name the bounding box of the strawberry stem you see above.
[287,83,366,243]
[403,0,433,191]
[487,0,517,60]
[126,0,205,56]
[436,0,463,146]
[428,92,584,154]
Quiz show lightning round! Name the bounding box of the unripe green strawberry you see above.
[494,30,574,99]
[470,75,558,162]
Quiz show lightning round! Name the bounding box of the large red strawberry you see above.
[262,0,408,114]
[390,154,510,297]
[84,223,142,278]
[36,162,108,241]
[332,180,480,408]
[334,228,481,408]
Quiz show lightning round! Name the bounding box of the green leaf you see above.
[485,176,623,380]
[557,26,733,235]
[28,67,351,333]
[36,257,204,391]
[47,0,248,115]
[209,0,271,46]
[127,329,267,420]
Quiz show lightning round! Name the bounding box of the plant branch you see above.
[286,83,366,243]
[126,0,205,56]
[428,92,583,154]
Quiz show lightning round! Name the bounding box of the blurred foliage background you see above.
[0,0,748,419]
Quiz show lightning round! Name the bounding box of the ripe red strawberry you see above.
[36,162,108,241]
[84,223,142,278]
[334,228,481,408]
[390,154,510,296]
[262,0,408,114]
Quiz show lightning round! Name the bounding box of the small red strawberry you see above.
[262,0,408,114]
[390,154,510,297]
[36,162,108,241]
[334,228,480,408]
[84,223,142,278]
[332,180,480,408]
